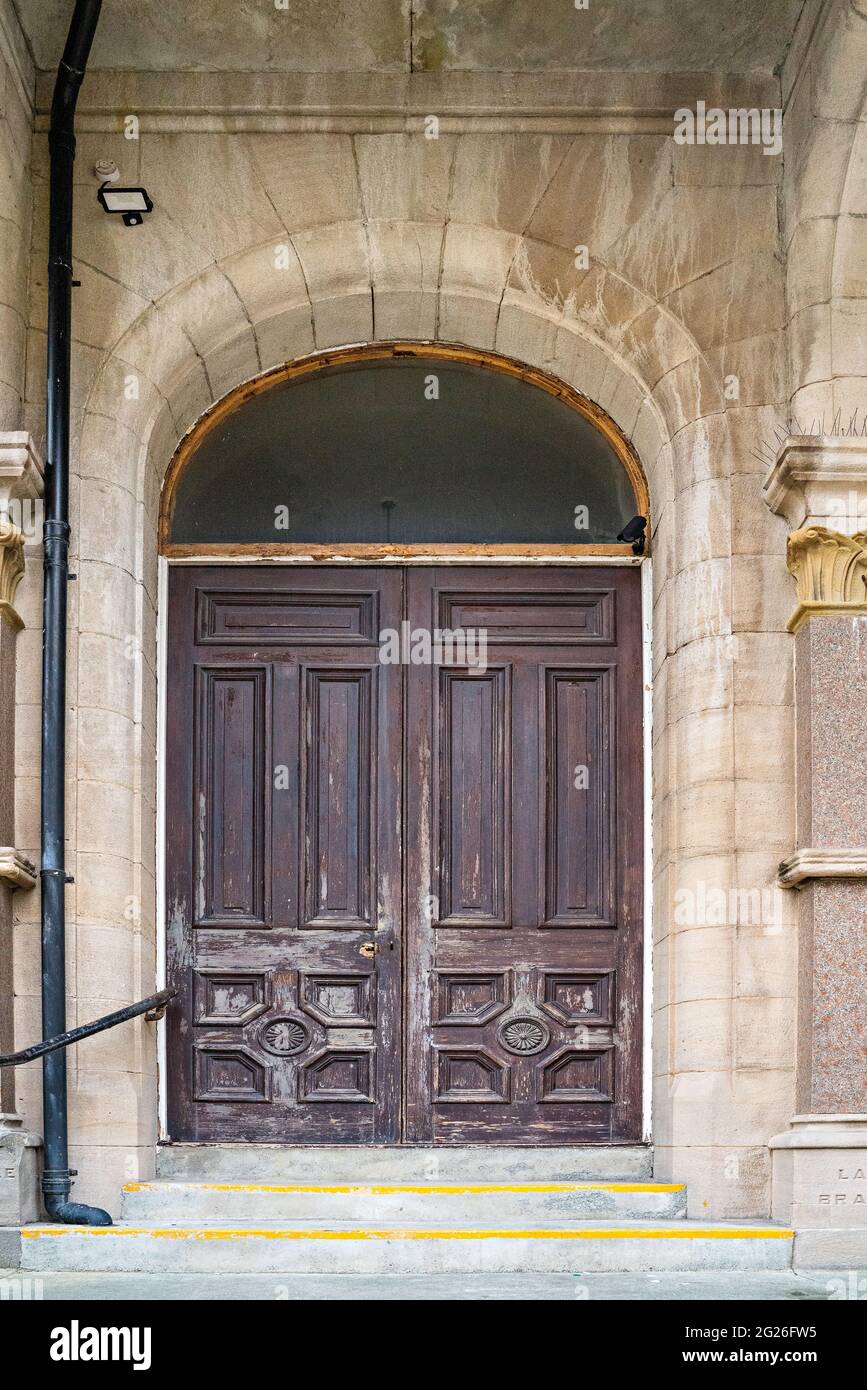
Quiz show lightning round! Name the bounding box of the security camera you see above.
[617,515,648,555]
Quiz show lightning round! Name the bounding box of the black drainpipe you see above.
[41,0,110,1225]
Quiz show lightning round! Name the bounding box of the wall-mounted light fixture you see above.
[97,184,153,227]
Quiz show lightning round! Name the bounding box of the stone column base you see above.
[0,1114,42,1225]
[770,1115,867,1268]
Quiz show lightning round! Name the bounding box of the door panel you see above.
[439,668,510,926]
[194,665,270,927]
[166,564,643,1144]
[405,566,643,1143]
[166,567,402,1142]
[302,668,372,929]
[544,666,613,926]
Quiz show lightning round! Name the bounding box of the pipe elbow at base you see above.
[44,1199,113,1226]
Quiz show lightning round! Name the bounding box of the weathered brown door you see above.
[165,567,403,1141]
[405,567,643,1143]
[166,564,643,1144]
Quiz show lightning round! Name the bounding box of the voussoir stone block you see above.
[356,133,457,224]
[245,134,363,232]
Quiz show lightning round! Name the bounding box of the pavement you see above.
[0,1268,840,1300]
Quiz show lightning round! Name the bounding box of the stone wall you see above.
[0,0,31,431]
[5,7,862,1227]
[782,0,867,426]
[0,0,34,1120]
[0,0,39,1221]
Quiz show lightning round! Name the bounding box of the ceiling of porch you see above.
[12,0,808,74]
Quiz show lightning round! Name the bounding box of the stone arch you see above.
[73,216,741,530]
[17,216,750,1213]
[81,246,708,907]
[71,218,702,720]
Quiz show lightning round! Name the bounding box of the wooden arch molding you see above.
[159,341,651,559]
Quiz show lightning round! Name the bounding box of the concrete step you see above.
[121,1180,688,1225]
[156,1144,653,1184]
[20,1221,794,1275]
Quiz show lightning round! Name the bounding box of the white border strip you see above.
[165,554,642,567]
[156,555,169,1139]
[640,557,654,1143]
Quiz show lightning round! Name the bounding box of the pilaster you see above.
[0,433,44,1220]
[764,438,867,1267]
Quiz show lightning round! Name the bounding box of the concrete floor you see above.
[0,1268,836,1300]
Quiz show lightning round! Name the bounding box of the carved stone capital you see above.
[0,847,38,890]
[0,522,26,631]
[785,525,867,630]
[764,437,867,531]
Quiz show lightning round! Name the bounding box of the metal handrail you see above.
[0,989,175,1067]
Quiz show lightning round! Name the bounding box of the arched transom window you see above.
[161,344,648,554]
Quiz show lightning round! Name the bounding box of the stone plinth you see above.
[0,1115,41,1226]
[770,1116,867,1267]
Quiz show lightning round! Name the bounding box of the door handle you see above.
[358,941,377,959]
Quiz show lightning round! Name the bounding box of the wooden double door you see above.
[165,565,643,1144]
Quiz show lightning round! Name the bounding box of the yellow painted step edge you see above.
[24,1226,793,1242]
[122,1182,685,1196]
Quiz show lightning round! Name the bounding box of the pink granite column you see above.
[789,614,867,1114]
[764,440,867,1266]
[770,594,867,1266]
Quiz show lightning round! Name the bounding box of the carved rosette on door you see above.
[192,969,378,1106]
[430,967,616,1106]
